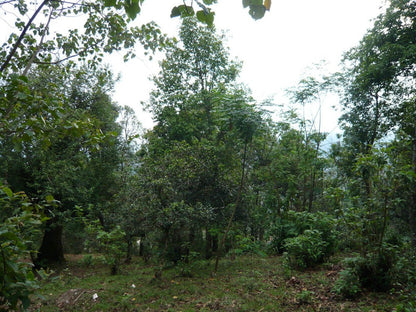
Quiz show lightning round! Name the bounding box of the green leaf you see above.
[249,4,266,20]
[2,186,13,198]
[45,195,54,203]
[171,6,181,17]
[170,5,195,18]
[196,10,206,23]
[124,0,141,19]
[196,10,215,26]
[21,296,31,309]
[205,12,214,26]
[104,0,117,7]
[243,0,262,7]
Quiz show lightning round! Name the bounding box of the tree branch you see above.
[0,0,48,74]
[22,5,54,75]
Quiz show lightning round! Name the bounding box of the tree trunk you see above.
[410,131,416,248]
[125,237,133,264]
[35,219,65,268]
[215,141,248,272]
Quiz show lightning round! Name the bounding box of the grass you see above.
[28,254,411,312]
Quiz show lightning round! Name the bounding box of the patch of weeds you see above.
[296,289,314,305]
[81,254,93,267]
[332,268,361,299]
[396,300,416,312]
[282,252,293,280]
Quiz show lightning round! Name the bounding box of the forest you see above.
[1,0,416,311]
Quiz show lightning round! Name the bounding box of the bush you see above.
[267,211,338,256]
[391,243,416,288]
[356,250,395,292]
[81,254,94,267]
[0,184,46,310]
[337,247,397,295]
[267,211,338,269]
[86,222,126,275]
[332,268,361,299]
[267,217,299,254]
[284,229,330,269]
[229,234,266,257]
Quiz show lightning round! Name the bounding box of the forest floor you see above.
[29,254,412,311]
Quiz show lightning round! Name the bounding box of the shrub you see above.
[395,301,416,312]
[0,184,46,310]
[86,222,126,275]
[284,229,330,269]
[230,234,266,257]
[81,254,94,267]
[296,290,314,304]
[391,243,416,288]
[267,217,299,254]
[356,249,395,292]
[332,268,361,299]
[337,247,397,295]
[267,211,338,256]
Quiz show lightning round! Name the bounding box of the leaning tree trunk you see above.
[35,219,65,268]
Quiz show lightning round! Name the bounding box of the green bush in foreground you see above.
[0,184,46,311]
[332,268,361,299]
[284,229,330,269]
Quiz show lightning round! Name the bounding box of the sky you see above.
[106,0,386,136]
[1,0,386,135]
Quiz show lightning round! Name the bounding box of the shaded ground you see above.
[29,254,410,311]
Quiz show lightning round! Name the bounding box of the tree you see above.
[287,70,331,212]
[338,0,416,246]
[139,17,271,269]
[0,64,122,266]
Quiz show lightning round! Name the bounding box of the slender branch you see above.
[34,53,79,65]
[0,0,48,73]
[0,0,16,5]
[22,6,54,75]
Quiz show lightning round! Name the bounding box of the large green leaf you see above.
[124,0,141,19]
[243,0,263,8]
[196,10,215,26]
[170,6,182,18]
[170,5,195,18]
[2,186,13,198]
[104,0,117,7]
[249,4,266,20]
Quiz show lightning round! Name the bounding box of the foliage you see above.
[267,211,338,269]
[30,255,408,311]
[0,64,123,266]
[284,229,330,269]
[228,233,266,257]
[332,268,361,299]
[338,246,397,294]
[268,211,338,256]
[86,222,126,275]
[0,183,46,311]
[242,0,272,20]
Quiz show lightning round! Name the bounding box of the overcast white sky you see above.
[1,0,386,134]
[106,0,386,135]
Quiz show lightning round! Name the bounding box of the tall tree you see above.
[140,17,270,266]
[0,64,121,266]
[338,0,416,245]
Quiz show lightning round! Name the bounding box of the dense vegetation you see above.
[1,0,415,310]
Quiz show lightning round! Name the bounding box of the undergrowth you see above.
[27,254,412,312]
